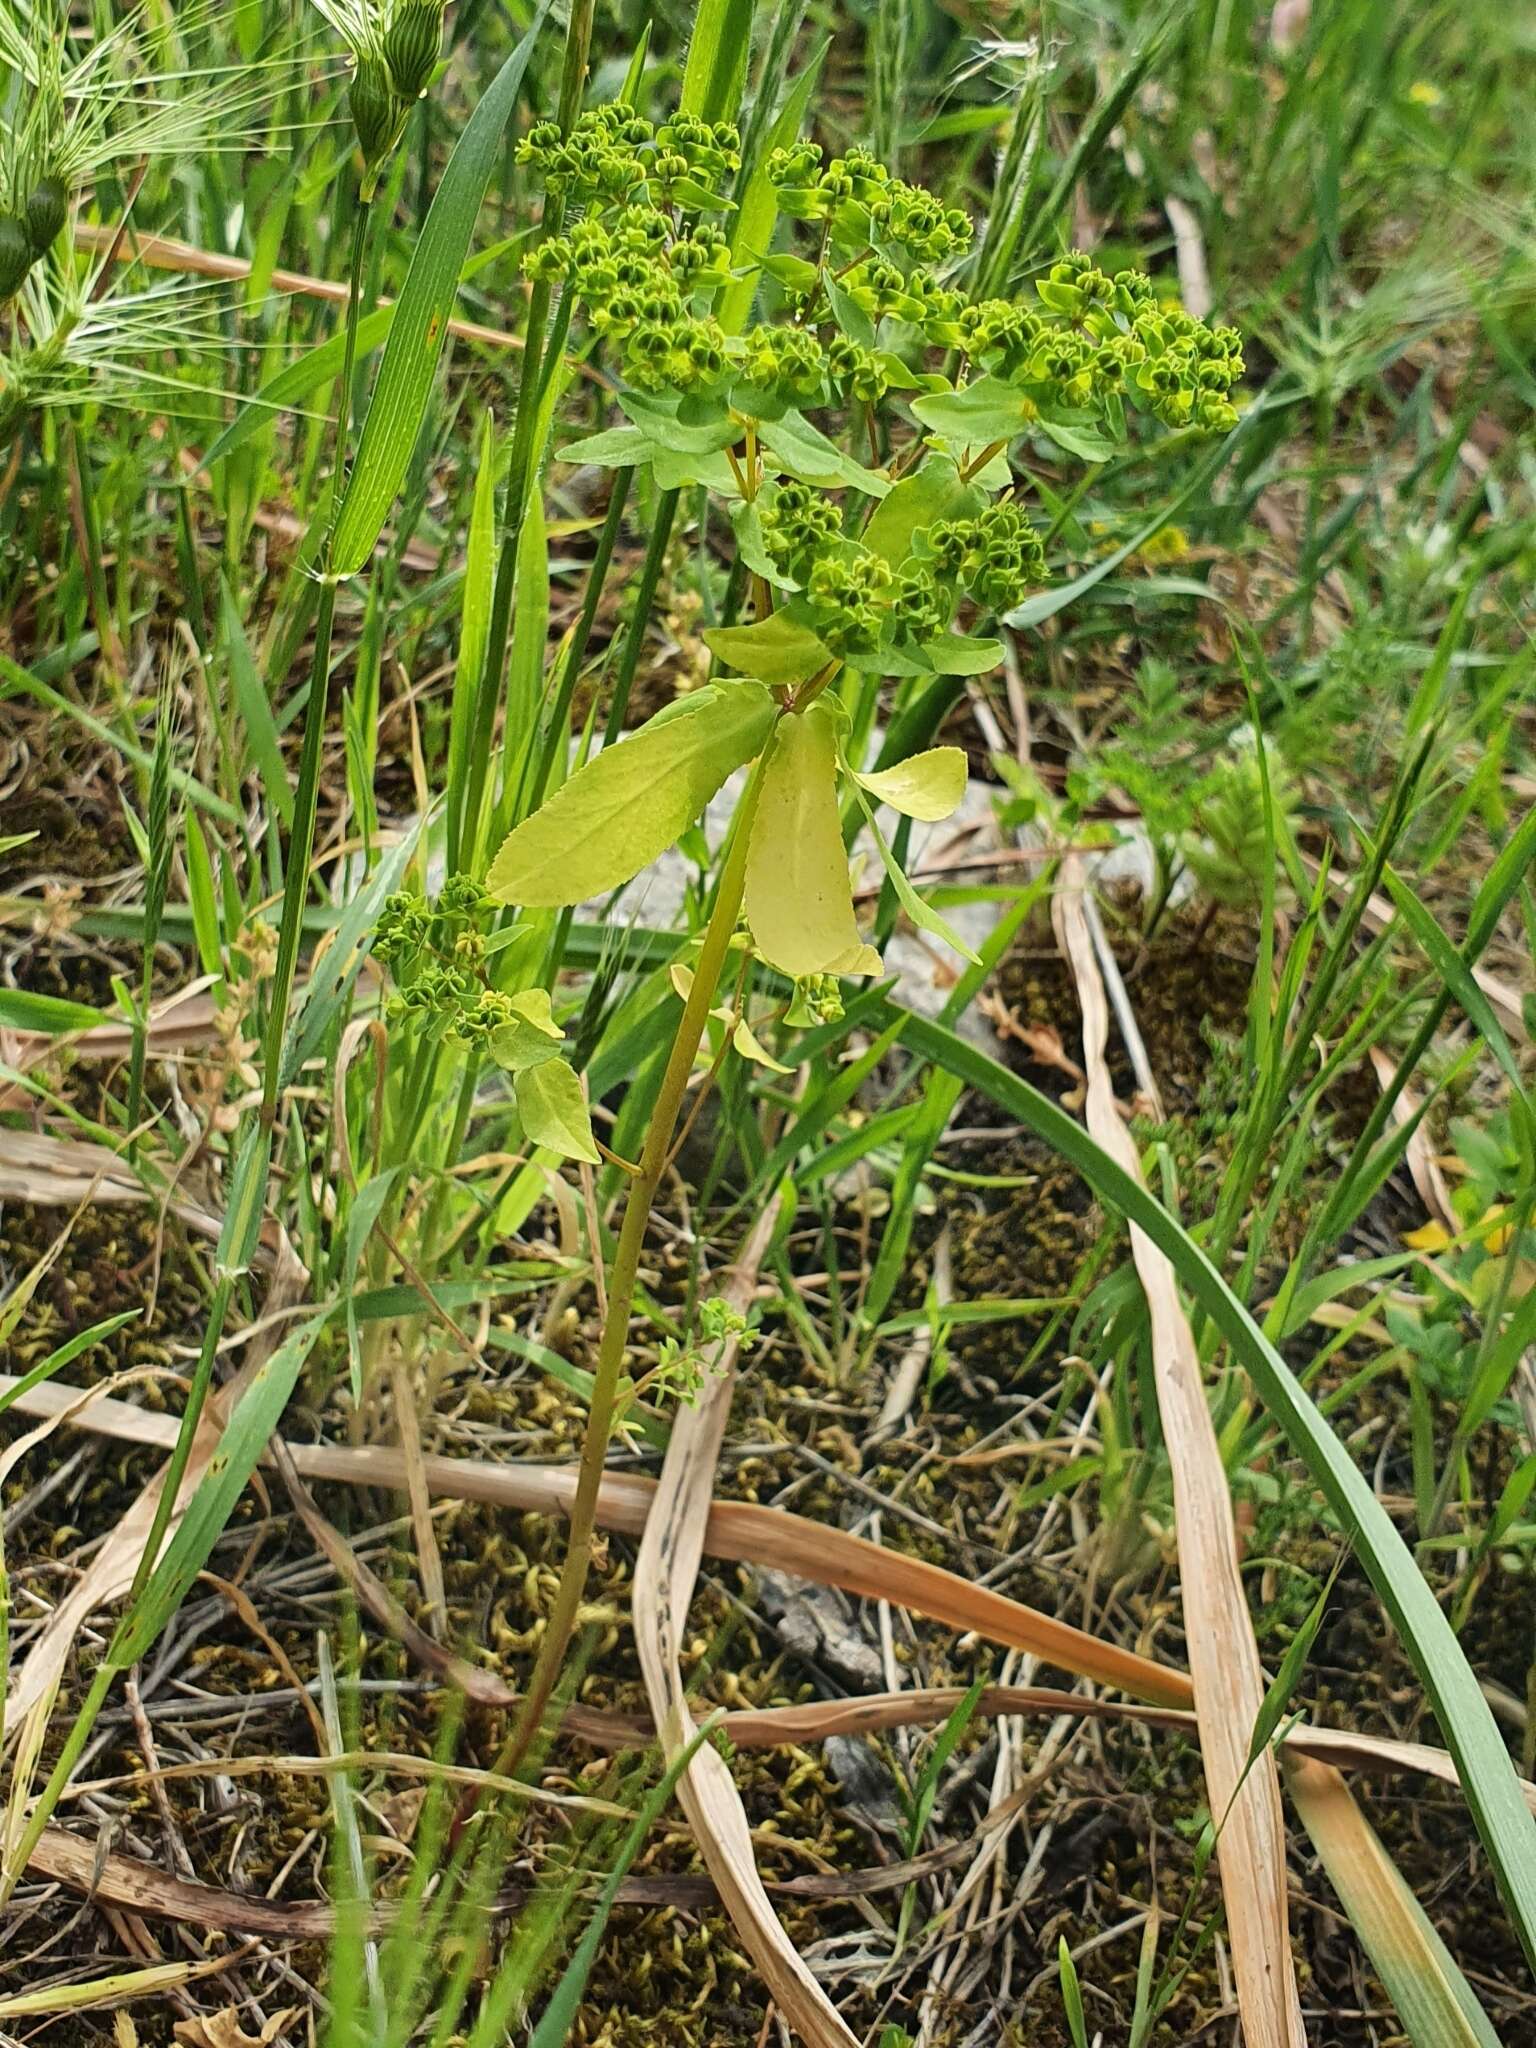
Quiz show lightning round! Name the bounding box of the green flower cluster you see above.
[959,254,1243,432]
[929,502,1047,613]
[518,105,740,207]
[516,107,1242,448]
[758,481,840,583]
[740,323,827,401]
[530,213,731,391]
[806,550,895,657]
[757,480,1047,655]
[375,877,510,1040]
[785,973,846,1027]
[767,143,972,265]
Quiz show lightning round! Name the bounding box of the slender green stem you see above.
[493,743,775,1773]
[602,488,679,741]
[523,465,633,818]
[260,195,372,1126]
[452,0,596,878]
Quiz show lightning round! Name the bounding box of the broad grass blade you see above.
[680,0,756,124]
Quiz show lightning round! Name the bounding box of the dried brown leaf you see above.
[173,2007,300,2048]
[1055,861,1305,2048]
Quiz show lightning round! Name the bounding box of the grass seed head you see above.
[383,0,445,100]
[0,213,32,299]
[24,174,68,257]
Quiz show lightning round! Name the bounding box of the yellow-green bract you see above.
[486,681,776,906]
[744,701,881,979]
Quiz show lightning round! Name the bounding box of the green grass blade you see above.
[0,990,104,1034]
[680,0,756,124]
[0,655,238,824]
[108,1311,327,1668]
[525,1727,715,2048]
[198,304,396,476]
[1287,1757,1504,2048]
[1384,863,1532,1122]
[220,576,293,827]
[331,9,548,578]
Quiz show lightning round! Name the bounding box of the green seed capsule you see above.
[383,0,443,101]
[0,214,33,299]
[349,54,404,169]
[24,175,68,256]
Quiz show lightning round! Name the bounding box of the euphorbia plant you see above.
[482,110,1243,1755]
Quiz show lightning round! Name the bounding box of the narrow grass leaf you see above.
[331,10,548,577]
[220,577,292,825]
[0,991,104,1034]
[1054,864,1304,2048]
[198,305,395,475]
[1383,863,1532,1122]
[109,1312,326,1667]
[526,1729,715,2048]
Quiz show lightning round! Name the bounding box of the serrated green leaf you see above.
[331,9,548,577]
[745,702,882,978]
[487,682,776,906]
[854,746,967,821]
[680,0,754,122]
[516,1056,600,1164]
[704,608,831,685]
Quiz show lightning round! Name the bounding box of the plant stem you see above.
[493,743,774,1774]
[602,488,679,741]
[260,193,372,1126]
[457,0,596,875]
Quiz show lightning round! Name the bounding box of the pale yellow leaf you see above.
[853,744,968,821]
[745,702,882,978]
